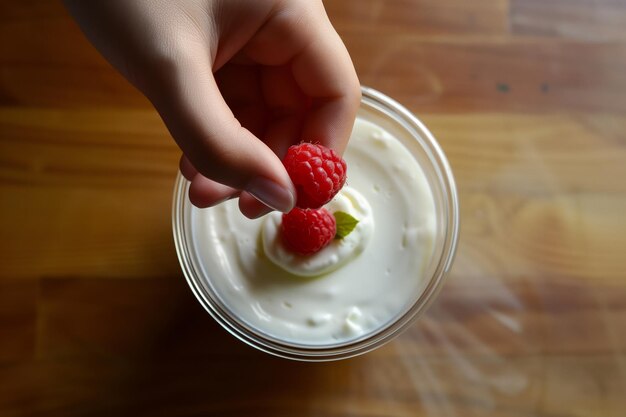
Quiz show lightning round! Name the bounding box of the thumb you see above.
[148,57,296,213]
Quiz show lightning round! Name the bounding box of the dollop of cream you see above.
[262,186,374,277]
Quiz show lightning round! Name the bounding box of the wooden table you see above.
[1,1,625,415]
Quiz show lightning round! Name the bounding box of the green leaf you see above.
[334,211,359,239]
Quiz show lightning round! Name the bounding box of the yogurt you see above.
[191,118,437,345]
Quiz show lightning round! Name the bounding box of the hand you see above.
[64,0,361,218]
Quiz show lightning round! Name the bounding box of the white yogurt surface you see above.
[191,118,437,345]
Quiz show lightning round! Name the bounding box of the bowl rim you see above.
[172,86,460,361]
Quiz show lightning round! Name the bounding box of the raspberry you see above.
[281,208,336,255]
[283,143,347,209]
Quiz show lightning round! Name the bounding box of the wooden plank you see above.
[0,2,150,107]
[0,186,180,279]
[0,66,149,107]
[1,354,624,416]
[327,0,510,35]
[36,277,251,359]
[511,0,626,41]
[0,1,65,21]
[344,37,626,113]
[455,192,626,282]
[411,280,626,356]
[0,280,37,362]
[0,108,177,188]
[423,114,626,193]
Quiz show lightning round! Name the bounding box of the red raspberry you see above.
[281,208,336,255]
[283,143,347,209]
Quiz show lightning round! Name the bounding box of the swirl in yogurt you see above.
[262,186,374,277]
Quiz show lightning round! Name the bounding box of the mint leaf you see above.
[334,211,359,239]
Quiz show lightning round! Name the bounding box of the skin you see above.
[64,0,361,218]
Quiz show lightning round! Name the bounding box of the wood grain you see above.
[511,0,626,41]
[1,0,625,416]
[345,37,626,113]
[0,280,37,362]
[327,0,510,35]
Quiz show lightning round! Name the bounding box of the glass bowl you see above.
[172,86,459,361]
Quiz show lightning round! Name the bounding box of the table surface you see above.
[1,1,626,416]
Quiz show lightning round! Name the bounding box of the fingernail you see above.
[245,177,295,213]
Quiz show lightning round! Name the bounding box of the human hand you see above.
[64,0,361,218]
